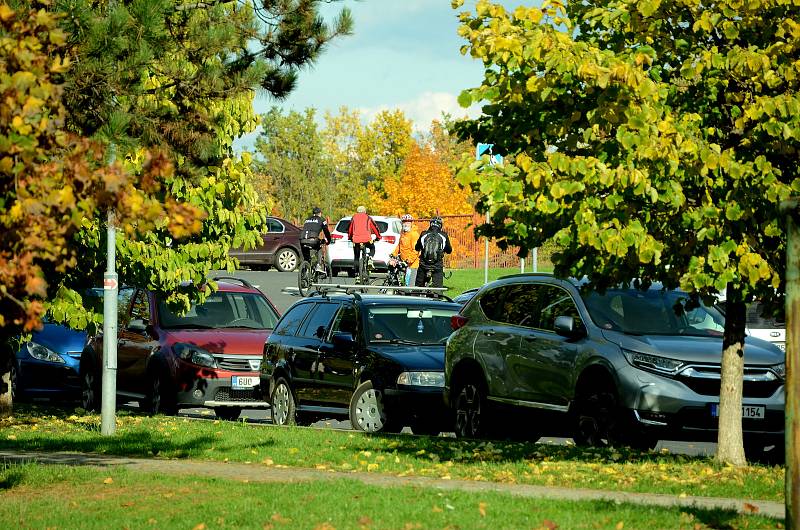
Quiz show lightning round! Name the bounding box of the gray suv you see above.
[444,274,785,460]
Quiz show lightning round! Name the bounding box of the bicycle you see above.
[298,243,332,297]
[416,267,452,293]
[353,242,372,285]
[371,254,408,294]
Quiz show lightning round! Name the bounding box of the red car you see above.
[228,217,303,272]
[80,277,280,420]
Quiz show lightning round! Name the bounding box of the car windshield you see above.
[158,291,279,330]
[582,289,725,337]
[366,306,457,345]
[335,219,390,234]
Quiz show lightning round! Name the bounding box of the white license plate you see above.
[232,376,258,389]
[710,404,765,419]
[776,342,786,351]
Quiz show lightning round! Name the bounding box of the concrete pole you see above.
[782,199,799,529]
[520,257,525,273]
[533,247,538,273]
[101,146,119,435]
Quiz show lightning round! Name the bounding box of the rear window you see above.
[747,302,785,328]
[335,219,390,234]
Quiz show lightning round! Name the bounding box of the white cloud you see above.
[358,91,481,134]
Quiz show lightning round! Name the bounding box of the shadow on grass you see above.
[0,468,23,489]
[0,403,275,459]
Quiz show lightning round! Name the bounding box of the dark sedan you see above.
[229,217,303,272]
[261,291,460,435]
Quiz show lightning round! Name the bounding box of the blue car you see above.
[12,323,88,401]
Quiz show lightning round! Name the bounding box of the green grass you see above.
[444,267,554,296]
[0,463,781,529]
[0,404,784,502]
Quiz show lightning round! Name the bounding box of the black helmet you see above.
[312,206,322,215]
[430,216,443,229]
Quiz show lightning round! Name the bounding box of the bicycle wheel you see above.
[298,261,312,296]
[358,253,369,285]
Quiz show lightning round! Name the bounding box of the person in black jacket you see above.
[414,216,452,288]
[299,207,332,272]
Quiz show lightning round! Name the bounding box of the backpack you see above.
[420,232,444,266]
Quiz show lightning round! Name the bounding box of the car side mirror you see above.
[332,331,356,350]
[128,318,148,334]
[554,316,584,338]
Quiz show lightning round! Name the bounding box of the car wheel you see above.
[745,438,785,465]
[146,368,178,416]
[453,375,489,439]
[9,360,23,402]
[80,362,101,412]
[271,377,298,426]
[574,383,630,448]
[275,248,300,272]
[214,407,242,421]
[349,380,398,433]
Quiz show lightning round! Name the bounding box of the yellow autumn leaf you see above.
[103,477,113,484]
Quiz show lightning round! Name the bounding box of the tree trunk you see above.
[0,347,12,417]
[716,284,747,466]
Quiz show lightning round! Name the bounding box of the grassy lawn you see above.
[0,463,781,529]
[444,267,553,296]
[0,404,784,503]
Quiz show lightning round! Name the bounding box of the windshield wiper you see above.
[371,338,419,345]
[161,323,216,330]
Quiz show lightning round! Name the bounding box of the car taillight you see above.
[331,233,343,239]
[451,314,469,330]
[383,235,396,244]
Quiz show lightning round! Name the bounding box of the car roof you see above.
[334,215,400,222]
[304,293,459,308]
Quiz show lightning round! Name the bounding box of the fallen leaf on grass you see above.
[147,518,157,525]
[120,501,134,508]
[743,502,760,514]
[616,522,624,529]
[432,506,443,513]
[6,435,16,440]
[192,524,206,530]
[358,515,373,528]
[478,502,487,517]
[271,513,291,524]
[314,523,336,530]
[103,477,113,484]
[539,520,558,530]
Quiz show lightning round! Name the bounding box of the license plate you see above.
[710,404,765,419]
[776,342,786,351]
[232,376,258,389]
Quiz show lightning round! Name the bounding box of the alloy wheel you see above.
[454,382,482,438]
[272,381,292,425]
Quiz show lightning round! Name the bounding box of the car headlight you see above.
[173,343,218,369]
[26,342,65,364]
[771,362,786,380]
[624,350,684,375]
[397,371,444,387]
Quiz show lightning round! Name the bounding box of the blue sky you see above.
[237,1,521,149]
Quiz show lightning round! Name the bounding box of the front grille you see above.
[676,365,782,398]
[677,377,782,398]
[213,355,260,372]
[215,388,259,402]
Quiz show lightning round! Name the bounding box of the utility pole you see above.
[101,147,118,436]
[781,199,799,529]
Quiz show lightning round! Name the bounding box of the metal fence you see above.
[417,214,555,270]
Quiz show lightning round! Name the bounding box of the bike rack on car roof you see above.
[211,276,256,289]
[311,283,452,301]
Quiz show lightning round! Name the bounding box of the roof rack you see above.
[211,276,256,289]
[311,283,451,300]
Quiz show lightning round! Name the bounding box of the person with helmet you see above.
[299,206,332,272]
[397,214,420,286]
[414,216,452,288]
[347,205,382,274]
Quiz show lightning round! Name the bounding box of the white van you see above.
[327,216,402,277]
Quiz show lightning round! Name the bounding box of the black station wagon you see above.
[260,291,460,434]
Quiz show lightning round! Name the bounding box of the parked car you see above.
[445,274,785,461]
[327,215,402,276]
[80,277,281,420]
[12,322,88,402]
[452,288,479,306]
[261,290,460,434]
[228,217,303,272]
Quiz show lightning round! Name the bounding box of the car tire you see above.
[80,361,101,412]
[349,380,399,433]
[452,374,491,439]
[214,407,242,421]
[9,360,24,402]
[745,438,785,465]
[271,377,298,426]
[145,367,178,416]
[275,248,300,272]
[573,382,654,449]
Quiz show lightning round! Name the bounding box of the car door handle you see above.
[482,331,495,337]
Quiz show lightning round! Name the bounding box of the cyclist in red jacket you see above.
[347,205,382,272]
